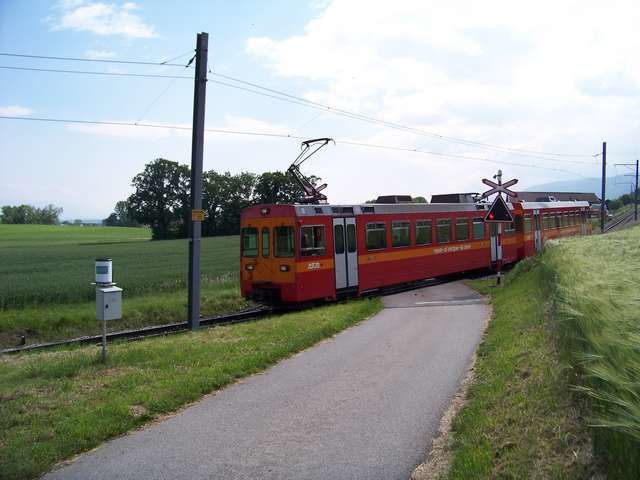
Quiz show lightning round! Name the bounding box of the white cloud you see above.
[245,0,640,196]
[84,49,116,59]
[0,105,33,116]
[53,1,156,38]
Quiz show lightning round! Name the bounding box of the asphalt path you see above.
[46,281,488,480]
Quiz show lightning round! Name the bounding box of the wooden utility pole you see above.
[188,32,208,330]
[600,142,606,233]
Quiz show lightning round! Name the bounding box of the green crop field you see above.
[0,225,242,347]
[449,226,640,479]
[0,225,239,308]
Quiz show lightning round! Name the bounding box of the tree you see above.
[103,200,140,227]
[35,204,63,224]
[413,196,428,203]
[253,171,306,205]
[203,171,256,236]
[0,204,62,224]
[127,158,190,239]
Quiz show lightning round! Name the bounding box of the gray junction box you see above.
[96,286,123,321]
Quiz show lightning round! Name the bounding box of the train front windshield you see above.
[242,227,258,257]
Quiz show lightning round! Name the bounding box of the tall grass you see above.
[541,228,640,478]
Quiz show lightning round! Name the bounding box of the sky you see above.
[1,0,639,219]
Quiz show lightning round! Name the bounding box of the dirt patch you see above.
[129,405,149,418]
[411,306,492,480]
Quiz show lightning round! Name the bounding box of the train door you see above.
[333,217,358,291]
[533,210,542,253]
[580,210,587,235]
[489,223,501,263]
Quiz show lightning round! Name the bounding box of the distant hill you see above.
[525,175,634,200]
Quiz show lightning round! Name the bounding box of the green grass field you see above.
[0,299,382,480]
[0,224,239,308]
[0,225,242,347]
[449,227,640,479]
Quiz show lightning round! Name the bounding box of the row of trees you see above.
[1,204,63,224]
[607,189,640,212]
[107,158,311,239]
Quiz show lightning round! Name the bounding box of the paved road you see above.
[46,281,488,480]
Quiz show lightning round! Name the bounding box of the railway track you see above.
[1,306,272,355]
[0,269,492,356]
[604,211,636,233]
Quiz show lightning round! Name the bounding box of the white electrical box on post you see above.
[93,258,122,362]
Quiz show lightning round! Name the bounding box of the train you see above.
[239,198,591,304]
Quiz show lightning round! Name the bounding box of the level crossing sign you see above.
[480,177,518,199]
[484,195,513,223]
[480,172,517,223]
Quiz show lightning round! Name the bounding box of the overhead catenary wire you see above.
[0,115,591,176]
[1,50,598,161]
[0,52,191,67]
[136,54,196,124]
[208,71,598,160]
[0,65,191,80]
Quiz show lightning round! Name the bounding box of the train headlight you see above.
[245,264,255,271]
[279,265,290,272]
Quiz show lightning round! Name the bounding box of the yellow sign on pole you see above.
[191,209,205,222]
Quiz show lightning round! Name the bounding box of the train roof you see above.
[242,201,590,219]
[293,200,589,216]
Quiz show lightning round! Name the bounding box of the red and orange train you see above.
[240,200,591,304]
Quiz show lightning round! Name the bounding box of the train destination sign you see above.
[484,194,513,223]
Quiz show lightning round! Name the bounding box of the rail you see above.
[1,306,271,355]
[604,211,636,232]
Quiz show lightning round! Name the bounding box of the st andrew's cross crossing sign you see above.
[480,178,518,199]
[484,194,513,223]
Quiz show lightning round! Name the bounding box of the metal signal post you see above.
[481,170,518,285]
[188,32,208,330]
[633,160,638,222]
[614,158,639,223]
[600,142,607,233]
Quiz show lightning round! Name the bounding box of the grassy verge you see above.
[0,298,382,480]
[541,228,640,478]
[447,260,593,479]
[0,277,248,349]
[449,226,640,479]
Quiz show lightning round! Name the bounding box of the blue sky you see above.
[1,0,639,218]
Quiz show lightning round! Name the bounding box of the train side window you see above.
[274,226,294,258]
[515,216,524,233]
[366,222,387,250]
[436,219,451,243]
[242,227,258,258]
[564,213,569,227]
[301,225,326,257]
[504,222,515,234]
[472,218,484,240]
[262,227,270,257]
[334,224,345,254]
[524,215,532,233]
[347,224,357,253]
[416,220,432,245]
[455,218,469,241]
[392,221,410,247]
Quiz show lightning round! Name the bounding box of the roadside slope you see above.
[445,226,640,479]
